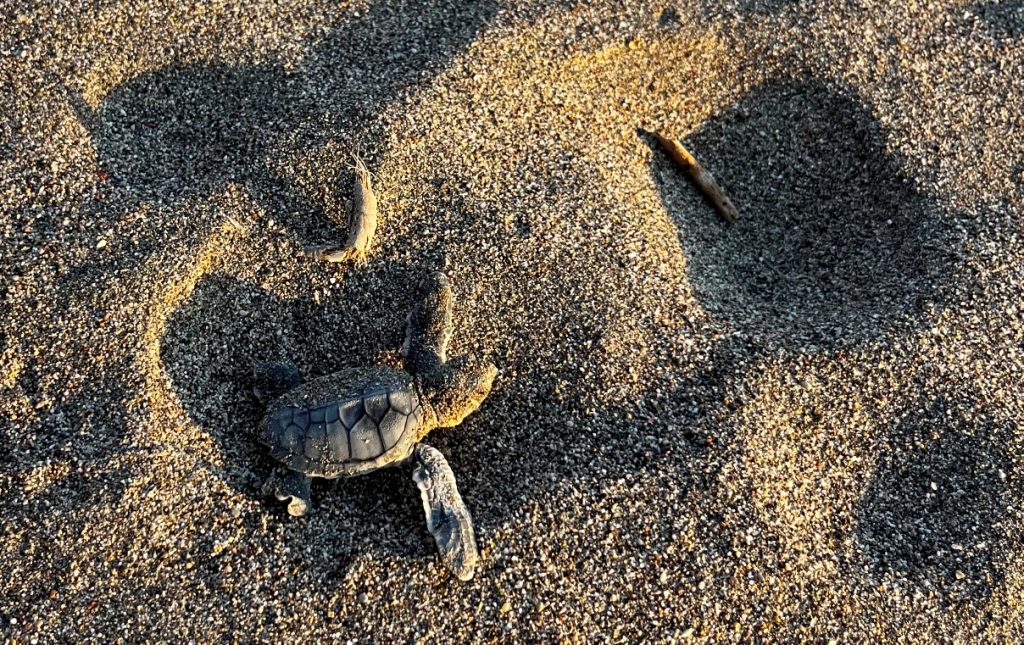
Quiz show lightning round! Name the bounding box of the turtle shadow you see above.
[856,387,1020,605]
[158,259,454,576]
[646,78,957,350]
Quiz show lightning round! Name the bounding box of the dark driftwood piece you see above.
[304,155,379,262]
[654,132,739,224]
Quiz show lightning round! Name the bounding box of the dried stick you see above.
[654,132,739,224]
[304,155,378,262]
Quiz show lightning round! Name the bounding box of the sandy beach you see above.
[2,0,1023,641]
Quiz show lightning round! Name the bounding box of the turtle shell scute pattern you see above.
[263,382,424,474]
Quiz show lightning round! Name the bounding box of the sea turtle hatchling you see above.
[254,272,496,581]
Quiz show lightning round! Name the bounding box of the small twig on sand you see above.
[304,155,379,262]
[653,132,739,224]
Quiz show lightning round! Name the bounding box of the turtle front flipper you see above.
[411,443,477,581]
[403,272,453,376]
[253,361,301,403]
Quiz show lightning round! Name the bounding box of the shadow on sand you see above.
[648,79,956,350]
[648,77,1016,607]
[857,387,1020,604]
[68,0,499,266]
[972,0,1024,41]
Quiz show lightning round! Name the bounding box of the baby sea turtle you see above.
[254,272,496,581]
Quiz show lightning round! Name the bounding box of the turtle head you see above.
[422,355,497,429]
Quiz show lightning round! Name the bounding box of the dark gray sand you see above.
[2,0,1023,641]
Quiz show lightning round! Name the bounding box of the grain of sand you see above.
[2,0,1023,641]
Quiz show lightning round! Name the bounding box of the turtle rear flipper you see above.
[267,469,312,517]
[403,272,453,375]
[411,443,477,581]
